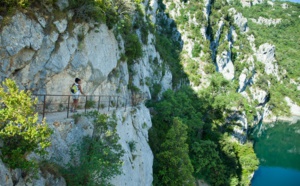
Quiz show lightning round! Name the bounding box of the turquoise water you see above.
[251,120,300,185]
[252,166,300,186]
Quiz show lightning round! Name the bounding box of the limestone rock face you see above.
[0,160,66,186]
[0,12,120,96]
[285,97,300,116]
[111,105,153,186]
[0,160,13,186]
[56,0,69,10]
[251,17,281,26]
[1,13,43,56]
[256,43,279,77]
[250,87,268,105]
[282,3,289,9]
[0,0,169,184]
[229,8,249,33]
[216,50,235,80]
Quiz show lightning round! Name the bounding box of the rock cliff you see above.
[0,0,171,185]
[0,0,299,185]
[162,0,300,143]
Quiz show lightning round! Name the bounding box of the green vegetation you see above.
[154,32,187,85]
[128,140,137,152]
[233,1,300,108]
[148,86,258,186]
[72,0,137,27]
[0,0,54,15]
[0,79,52,170]
[156,118,195,186]
[85,100,96,109]
[62,112,124,186]
[150,0,300,185]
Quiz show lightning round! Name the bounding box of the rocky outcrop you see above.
[285,97,300,116]
[111,105,153,186]
[256,43,279,77]
[240,0,263,7]
[0,12,121,96]
[0,160,13,186]
[281,3,289,9]
[250,87,268,105]
[0,160,66,186]
[251,17,281,26]
[229,8,249,33]
[216,50,235,80]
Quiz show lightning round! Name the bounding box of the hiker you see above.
[70,78,85,112]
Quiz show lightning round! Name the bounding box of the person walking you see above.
[70,78,85,112]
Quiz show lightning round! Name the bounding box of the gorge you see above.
[0,0,299,185]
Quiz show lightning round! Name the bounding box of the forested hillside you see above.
[149,0,300,185]
[0,0,299,185]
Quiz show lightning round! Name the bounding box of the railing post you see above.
[116,96,119,109]
[108,96,111,111]
[85,95,88,114]
[98,96,101,112]
[43,95,46,119]
[67,95,70,118]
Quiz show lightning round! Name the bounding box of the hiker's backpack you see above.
[70,84,78,94]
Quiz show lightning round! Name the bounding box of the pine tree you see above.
[157,118,195,186]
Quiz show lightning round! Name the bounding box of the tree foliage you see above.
[69,0,135,29]
[0,79,52,170]
[156,118,195,186]
[149,86,258,186]
[190,140,227,185]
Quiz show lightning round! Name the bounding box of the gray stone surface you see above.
[54,19,68,33]
[0,2,164,184]
[251,17,281,26]
[256,43,279,77]
[0,160,13,186]
[216,50,235,80]
[229,8,249,33]
[56,0,69,10]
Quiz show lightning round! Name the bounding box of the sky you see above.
[284,0,300,3]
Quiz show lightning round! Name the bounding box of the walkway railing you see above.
[33,94,130,119]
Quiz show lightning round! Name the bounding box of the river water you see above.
[251,120,300,186]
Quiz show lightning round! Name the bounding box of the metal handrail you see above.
[32,94,130,119]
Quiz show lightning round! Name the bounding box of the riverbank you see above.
[263,115,300,124]
[263,97,300,124]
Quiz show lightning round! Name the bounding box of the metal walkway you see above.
[33,94,130,119]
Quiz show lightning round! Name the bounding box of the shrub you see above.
[151,83,162,100]
[124,34,143,64]
[204,63,216,74]
[0,0,54,16]
[69,0,108,23]
[192,43,201,57]
[62,112,124,186]
[128,140,137,152]
[0,79,52,170]
[85,100,96,109]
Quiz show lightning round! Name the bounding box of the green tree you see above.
[156,118,195,186]
[190,140,227,185]
[0,79,52,170]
